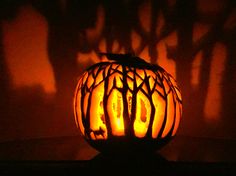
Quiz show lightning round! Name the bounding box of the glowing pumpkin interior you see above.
[74,59,182,152]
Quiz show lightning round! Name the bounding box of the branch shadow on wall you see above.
[0,0,235,143]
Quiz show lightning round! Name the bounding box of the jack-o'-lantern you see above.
[74,53,182,153]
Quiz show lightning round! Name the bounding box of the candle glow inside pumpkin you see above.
[74,60,182,144]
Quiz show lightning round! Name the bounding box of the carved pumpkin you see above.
[74,54,182,153]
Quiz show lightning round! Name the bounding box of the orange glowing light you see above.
[204,43,226,121]
[3,5,56,94]
[138,0,151,33]
[74,54,182,152]
[191,51,203,88]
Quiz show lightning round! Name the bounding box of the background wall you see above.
[0,0,235,142]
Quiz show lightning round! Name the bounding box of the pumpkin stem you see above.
[99,52,147,64]
[98,53,166,72]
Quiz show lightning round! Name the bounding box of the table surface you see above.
[0,135,235,161]
[0,135,235,175]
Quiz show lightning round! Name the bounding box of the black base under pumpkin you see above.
[86,136,173,155]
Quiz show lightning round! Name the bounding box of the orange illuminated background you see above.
[0,0,235,143]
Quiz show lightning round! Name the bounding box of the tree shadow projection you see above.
[57,0,235,137]
[220,10,236,137]
[165,0,236,136]
[32,0,101,132]
[0,0,235,142]
[0,0,29,138]
[55,0,235,137]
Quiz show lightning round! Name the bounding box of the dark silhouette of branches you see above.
[0,0,235,140]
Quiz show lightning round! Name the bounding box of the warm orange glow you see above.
[162,91,175,138]
[74,78,85,135]
[131,30,142,51]
[127,78,134,91]
[112,40,122,53]
[157,40,176,79]
[135,73,143,88]
[98,38,107,53]
[152,92,165,138]
[204,43,226,121]
[156,12,165,36]
[134,91,151,138]
[90,83,107,139]
[108,73,123,92]
[74,86,82,129]
[138,0,151,33]
[3,5,56,94]
[107,89,125,136]
[87,74,94,88]
[74,60,182,141]
[127,91,133,117]
[77,51,100,65]
[139,46,151,63]
[136,69,145,80]
[191,51,203,88]
[173,102,181,135]
[193,23,211,43]
[83,93,89,118]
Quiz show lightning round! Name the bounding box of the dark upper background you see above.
[0,0,235,156]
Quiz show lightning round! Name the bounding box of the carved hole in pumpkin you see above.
[99,101,105,124]
[134,91,151,138]
[140,99,147,122]
[108,89,124,136]
[127,93,132,117]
